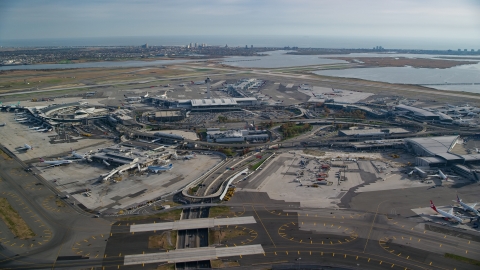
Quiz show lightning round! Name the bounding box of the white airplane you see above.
[18,144,33,151]
[70,148,89,160]
[454,195,479,216]
[39,157,73,168]
[156,91,168,99]
[428,170,458,181]
[148,164,173,173]
[430,200,463,223]
[191,80,205,85]
[124,95,142,101]
[183,153,196,160]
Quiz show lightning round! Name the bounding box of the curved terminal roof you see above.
[405,136,461,161]
[396,104,438,118]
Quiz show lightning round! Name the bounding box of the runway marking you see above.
[252,205,276,248]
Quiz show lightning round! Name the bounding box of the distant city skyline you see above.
[1,0,479,47]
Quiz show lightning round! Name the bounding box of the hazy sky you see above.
[1,0,479,42]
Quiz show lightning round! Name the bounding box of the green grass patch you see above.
[250,158,267,170]
[208,206,232,218]
[188,185,200,195]
[279,122,313,140]
[444,253,480,266]
[0,198,36,239]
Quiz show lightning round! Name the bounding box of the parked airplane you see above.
[430,200,463,223]
[39,157,73,168]
[18,144,33,151]
[428,170,458,181]
[124,95,142,101]
[191,81,205,85]
[70,148,90,160]
[454,195,479,216]
[148,164,173,173]
[156,91,168,99]
[183,153,196,160]
[332,88,343,93]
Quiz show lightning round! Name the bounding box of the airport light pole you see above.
[205,77,211,99]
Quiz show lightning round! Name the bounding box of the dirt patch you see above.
[209,228,248,245]
[55,199,66,207]
[0,149,12,160]
[210,259,240,268]
[303,149,326,156]
[330,57,478,69]
[156,264,175,270]
[208,206,233,218]
[148,231,177,250]
[0,198,36,239]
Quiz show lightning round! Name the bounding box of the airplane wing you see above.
[428,174,440,177]
[468,203,478,208]
[43,164,58,169]
[446,175,459,178]
[447,208,454,215]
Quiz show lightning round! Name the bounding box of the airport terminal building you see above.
[405,136,480,169]
[151,98,259,112]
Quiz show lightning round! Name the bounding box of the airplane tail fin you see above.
[457,195,461,202]
[169,164,173,168]
[430,200,438,213]
[39,158,45,162]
